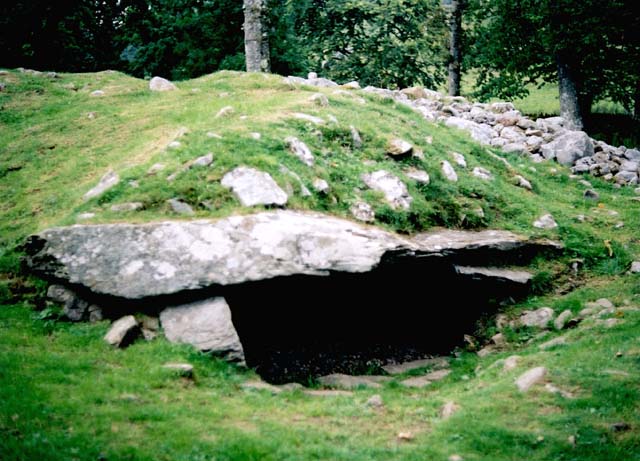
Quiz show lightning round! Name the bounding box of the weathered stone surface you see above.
[309,93,329,107]
[83,171,119,201]
[361,170,413,210]
[350,126,363,149]
[149,76,177,91]
[630,261,640,273]
[400,376,432,388]
[451,152,467,168]
[515,366,547,392]
[514,175,532,191]
[539,336,567,350]
[454,266,532,285]
[472,167,493,181]
[167,199,195,216]
[312,178,330,194]
[293,112,324,125]
[110,202,143,212]
[503,355,521,371]
[533,214,558,229]
[554,310,573,330]
[445,117,494,145]
[47,284,90,321]
[160,298,244,362]
[104,315,139,347]
[386,139,413,158]
[382,357,449,375]
[366,394,384,408]
[221,167,288,207]
[318,374,390,389]
[441,160,458,182]
[517,307,554,328]
[404,168,430,184]
[350,201,375,222]
[540,131,594,165]
[285,137,314,166]
[25,211,561,299]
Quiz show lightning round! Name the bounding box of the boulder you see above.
[312,178,330,194]
[309,93,329,107]
[386,139,413,158]
[361,170,413,210]
[404,168,430,185]
[83,170,119,201]
[167,199,195,216]
[25,211,561,299]
[382,357,449,375]
[540,131,594,165]
[517,307,554,328]
[515,367,547,392]
[533,214,558,229]
[160,298,245,363]
[104,315,139,347]
[445,117,494,145]
[472,167,493,181]
[441,160,458,182]
[149,77,177,91]
[292,112,324,125]
[221,167,288,207]
[350,201,375,222]
[350,126,363,149]
[630,261,640,273]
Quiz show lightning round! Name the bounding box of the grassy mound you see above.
[0,70,639,460]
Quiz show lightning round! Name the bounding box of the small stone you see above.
[307,72,318,79]
[47,284,90,321]
[350,201,375,222]
[440,401,461,419]
[90,90,105,97]
[441,160,458,182]
[147,163,165,175]
[449,455,464,461]
[312,178,330,194]
[167,141,181,149]
[317,374,390,389]
[568,435,576,447]
[451,152,467,168]
[350,126,363,149]
[77,213,96,221]
[110,202,143,212]
[397,431,414,442]
[221,167,288,207]
[533,214,558,229]
[518,307,554,328]
[162,363,194,378]
[309,93,329,107]
[614,222,624,229]
[365,394,384,409]
[293,112,325,125]
[514,175,532,191]
[149,76,177,91]
[472,167,493,180]
[554,310,572,330]
[343,81,360,89]
[83,170,120,201]
[304,389,353,397]
[190,153,214,168]
[404,168,430,185]
[216,106,234,118]
[595,298,614,309]
[583,189,599,200]
[250,132,261,140]
[167,199,195,215]
[87,112,97,119]
[285,137,315,166]
[503,355,520,371]
[491,332,506,347]
[206,132,223,139]
[361,170,413,210]
[242,380,282,394]
[609,422,631,433]
[400,376,432,388]
[630,261,640,273]
[386,139,413,158]
[477,346,495,357]
[515,366,547,392]
[104,316,139,347]
[539,336,567,350]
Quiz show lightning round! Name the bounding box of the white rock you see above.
[472,167,493,181]
[310,93,329,107]
[221,167,288,207]
[515,366,547,392]
[149,76,177,91]
[104,315,139,347]
[147,163,165,175]
[554,310,573,330]
[451,152,467,168]
[293,112,324,125]
[83,170,119,201]
[312,178,330,194]
[167,141,181,149]
[285,136,314,166]
[206,132,223,139]
[90,90,105,97]
[110,202,143,212]
[387,138,413,158]
[518,307,554,328]
[441,160,458,182]
[404,168,430,185]
[350,201,375,222]
[167,199,195,216]
[216,106,234,118]
[533,214,558,229]
[350,126,363,149]
[503,355,521,371]
[630,261,640,273]
[362,170,413,210]
[515,175,532,190]
[249,132,261,140]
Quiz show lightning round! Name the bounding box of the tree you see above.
[243,0,270,72]
[467,0,636,130]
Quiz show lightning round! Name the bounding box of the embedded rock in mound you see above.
[24,210,561,300]
[160,298,245,363]
[221,167,288,207]
[540,131,594,165]
[361,170,412,210]
[149,76,177,91]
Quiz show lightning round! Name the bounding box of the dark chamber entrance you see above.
[226,257,527,384]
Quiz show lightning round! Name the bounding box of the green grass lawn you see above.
[1,69,640,460]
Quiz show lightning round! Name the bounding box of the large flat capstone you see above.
[24,210,561,299]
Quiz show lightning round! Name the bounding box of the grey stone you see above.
[502,142,527,154]
[77,213,96,221]
[167,199,195,216]
[149,76,177,91]
[25,211,561,300]
[242,380,282,394]
[441,160,458,182]
[191,153,214,168]
[104,316,139,347]
[503,355,520,371]
[386,139,413,158]
[312,178,330,194]
[350,126,363,149]
[624,149,640,160]
[285,137,314,166]
[514,175,532,191]
[160,298,244,362]
[215,106,234,118]
[90,90,105,97]
[440,401,461,419]
[445,117,494,145]
[350,201,375,222]
[554,310,573,330]
[317,374,391,389]
[309,93,329,107]
[400,376,433,388]
[361,170,413,210]
[540,131,594,165]
[47,284,90,321]
[539,336,567,350]
[83,170,119,201]
[614,171,638,185]
[451,152,467,168]
[518,307,554,328]
[382,357,449,375]
[533,214,558,229]
[162,363,194,378]
[500,126,526,143]
[621,160,639,172]
[583,189,600,200]
[221,167,288,207]
[472,167,493,181]
[304,389,353,397]
[630,261,640,273]
[515,366,547,392]
[110,202,143,212]
[489,102,516,113]
[455,266,532,285]
[365,394,384,408]
[292,112,324,125]
[404,168,430,185]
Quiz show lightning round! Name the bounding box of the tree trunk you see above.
[243,0,267,72]
[447,0,463,96]
[260,0,271,73]
[556,52,583,130]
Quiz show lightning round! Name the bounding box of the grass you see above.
[1,68,640,460]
